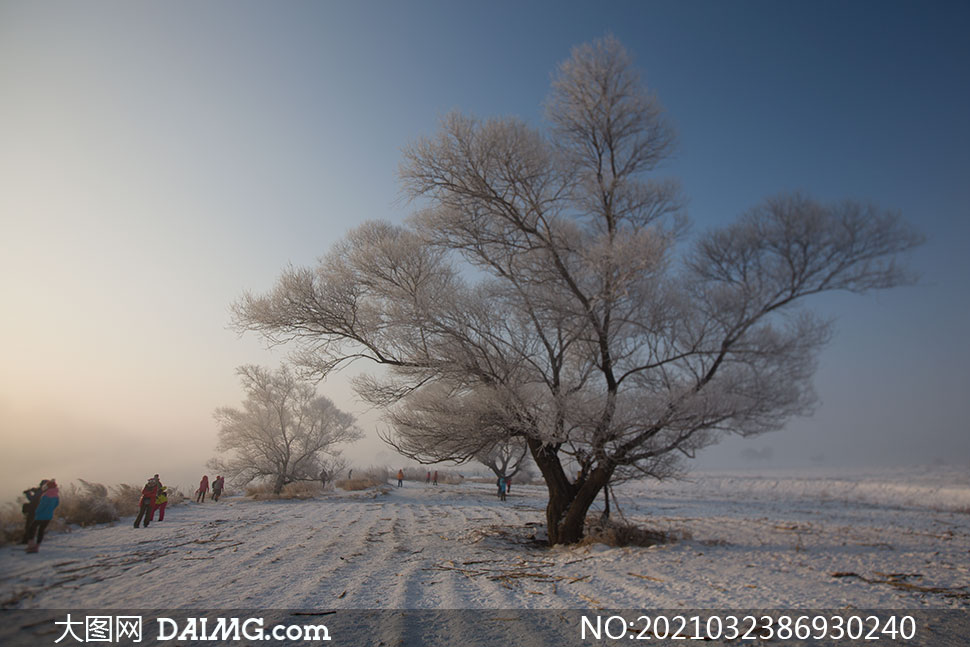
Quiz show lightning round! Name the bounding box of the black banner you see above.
[1,609,967,646]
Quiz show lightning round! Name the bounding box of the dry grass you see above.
[0,480,186,546]
[335,477,386,491]
[163,486,187,506]
[402,466,465,485]
[336,465,405,490]
[0,502,25,545]
[56,480,123,527]
[580,518,690,548]
[109,483,145,517]
[245,481,324,500]
[359,465,390,483]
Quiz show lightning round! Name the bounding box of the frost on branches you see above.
[233,37,922,543]
[210,365,361,495]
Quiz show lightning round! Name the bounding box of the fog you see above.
[2,2,968,501]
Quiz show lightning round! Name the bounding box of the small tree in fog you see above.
[477,439,530,484]
[209,365,361,495]
[233,37,922,542]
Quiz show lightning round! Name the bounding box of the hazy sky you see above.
[2,1,968,497]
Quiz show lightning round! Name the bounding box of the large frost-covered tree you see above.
[233,37,922,543]
[209,365,361,494]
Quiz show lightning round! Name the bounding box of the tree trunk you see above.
[527,437,573,544]
[527,438,615,544]
[556,466,613,543]
[273,474,286,495]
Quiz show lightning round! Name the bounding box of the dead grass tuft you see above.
[335,477,385,491]
[580,518,690,548]
[0,502,24,545]
[245,481,323,500]
[56,480,120,527]
[110,483,144,517]
[163,486,187,506]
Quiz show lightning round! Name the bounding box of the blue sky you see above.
[1,1,968,494]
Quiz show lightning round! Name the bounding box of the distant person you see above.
[26,479,59,553]
[426,470,431,485]
[506,477,511,494]
[397,469,404,487]
[196,475,209,503]
[150,486,168,522]
[497,476,506,501]
[20,479,48,544]
[134,477,159,528]
[212,476,224,502]
[432,470,438,486]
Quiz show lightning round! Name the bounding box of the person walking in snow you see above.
[20,479,47,544]
[196,475,209,503]
[425,470,431,485]
[212,476,224,501]
[150,486,168,522]
[497,476,507,501]
[432,470,438,486]
[25,479,59,553]
[397,469,404,487]
[134,477,159,528]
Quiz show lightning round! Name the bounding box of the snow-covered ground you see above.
[3,467,968,610]
[1,468,968,644]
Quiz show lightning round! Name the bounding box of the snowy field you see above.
[1,468,968,645]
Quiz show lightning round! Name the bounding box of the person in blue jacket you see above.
[497,476,507,501]
[26,479,59,553]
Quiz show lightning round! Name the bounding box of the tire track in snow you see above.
[290,499,376,607]
[411,498,555,609]
[226,498,381,607]
[294,495,407,607]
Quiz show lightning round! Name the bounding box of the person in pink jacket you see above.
[196,475,209,503]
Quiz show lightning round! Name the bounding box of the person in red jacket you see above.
[149,486,168,522]
[133,476,159,528]
[196,475,209,503]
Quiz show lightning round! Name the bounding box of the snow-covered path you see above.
[2,472,969,611]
